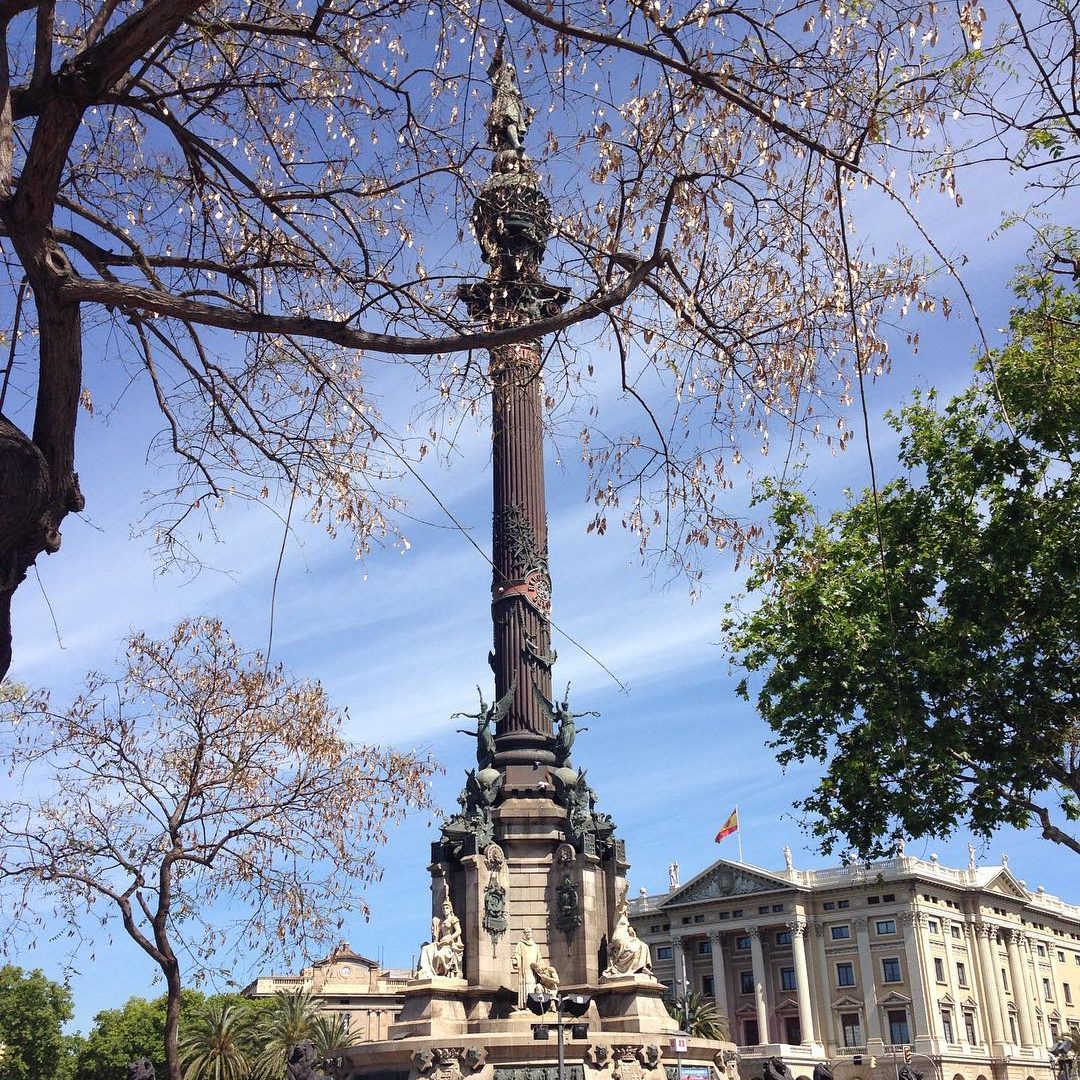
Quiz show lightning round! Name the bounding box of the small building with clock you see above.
[243,940,410,1042]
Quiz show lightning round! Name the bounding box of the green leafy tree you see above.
[725,274,1079,858]
[0,965,73,1080]
[665,991,729,1041]
[73,991,205,1080]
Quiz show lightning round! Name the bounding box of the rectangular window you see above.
[876,919,897,935]
[823,902,836,911]
[942,1010,955,1044]
[784,1016,802,1045]
[702,975,715,997]
[951,925,962,939]
[732,909,743,918]
[1065,984,1073,1006]
[776,931,793,945]
[1001,968,1009,992]
[1038,944,1047,957]
[759,905,770,914]
[888,1009,910,1045]
[837,962,856,987]
[650,924,661,933]
[868,896,880,905]
[780,967,796,991]
[838,900,851,909]
[956,962,968,987]
[1059,951,1066,963]
[1044,978,1054,1001]
[831,925,851,940]
[682,916,692,924]
[773,904,785,913]
[736,936,751,950]
[1051,1022,1061,1041]
[740,970,754,994]
[657,946,673,960]
[934,957,946,983]
[698,940,713,955]
[719,912,730,921]
[883,893,895,902]
[964,1012,977,1044]
[841,1012,862,1048]
[882,957,902,983]
[694,914,706,924]
[928,919,940,934]
[1009,1015,1018,1043]
[744,1019,760,1046]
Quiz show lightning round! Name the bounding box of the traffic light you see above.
[903,1046,913,1064]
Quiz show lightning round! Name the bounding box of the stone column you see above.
[903,911,937,1043]
[854,916,882,1044]
[789,921,816,1046]
[974,924,1006,1046]
[1006,929,1036,1047]
[710,931,730,1020]
[749,927,771,1044]
[674,936,690,997]
[1036,934,1056,1046]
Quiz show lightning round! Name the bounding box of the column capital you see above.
[786,920,809,937]
[902,909,927,928]
[709,930,725,944]
[976,922,999,941]
[748,926,762,941]
[852,915,869,930]
[671,935,688,953]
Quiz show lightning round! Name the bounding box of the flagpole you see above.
[737,805,744,863]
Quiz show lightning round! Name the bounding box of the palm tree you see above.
[310,1013,358,1055]
[667,992,730,1041]
[178,998,255,1080]
[250,990,324,1080]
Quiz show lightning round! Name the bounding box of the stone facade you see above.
[243,942,411,1043]
[629,854,1080,1080]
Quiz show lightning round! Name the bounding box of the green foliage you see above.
[725,277,1079,858]
[665,992,728,1041]
[178,997,255,1080]
[249,990,324,1080]
[73,991,205,1080]
[0,965,74,1080]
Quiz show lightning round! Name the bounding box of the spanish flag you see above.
[714,808,739,843]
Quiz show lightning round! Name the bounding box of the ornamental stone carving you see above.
[587,1046,612,1069]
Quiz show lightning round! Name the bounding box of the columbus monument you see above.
[333,39,735,1080]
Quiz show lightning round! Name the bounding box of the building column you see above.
[749,926,771,1043]
[1006,929,1036,1047]
[1035,934,1055,1046]
[673,936,690,998]
[854,916,882,1044]
[903,910,938,1044]
[974,924,1006,1047]
[710,931,729,1021]
[789,921,817,1046]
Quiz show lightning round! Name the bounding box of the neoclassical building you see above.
[243,941,411,1042]
[628,853,1080,1080]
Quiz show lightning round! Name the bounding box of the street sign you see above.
[671,1036,689,1053]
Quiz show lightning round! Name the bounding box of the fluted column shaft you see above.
[789,922,815,1045]
[489,339,553,745]
[709,932,729,1020]
[749,927,770,1042]
[1006,930,1035,1046]
[975,924,1006,1045]
[854,917,882,1043]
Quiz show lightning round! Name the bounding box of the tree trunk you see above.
[0,273,83,681]
[163,959,183,1080]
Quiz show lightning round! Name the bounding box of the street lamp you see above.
[527,992,592,1080]
[1051,1039,1076,1080]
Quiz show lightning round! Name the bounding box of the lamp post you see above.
[1051,1039,1076,1080]
[528,992,592,1080]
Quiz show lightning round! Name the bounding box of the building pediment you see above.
[831,995,863,1010]
[880,991,912,1006]
[664,859,796,906]
[976,868,1030,901]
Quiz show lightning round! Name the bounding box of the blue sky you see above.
[5,43,1079,1032]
